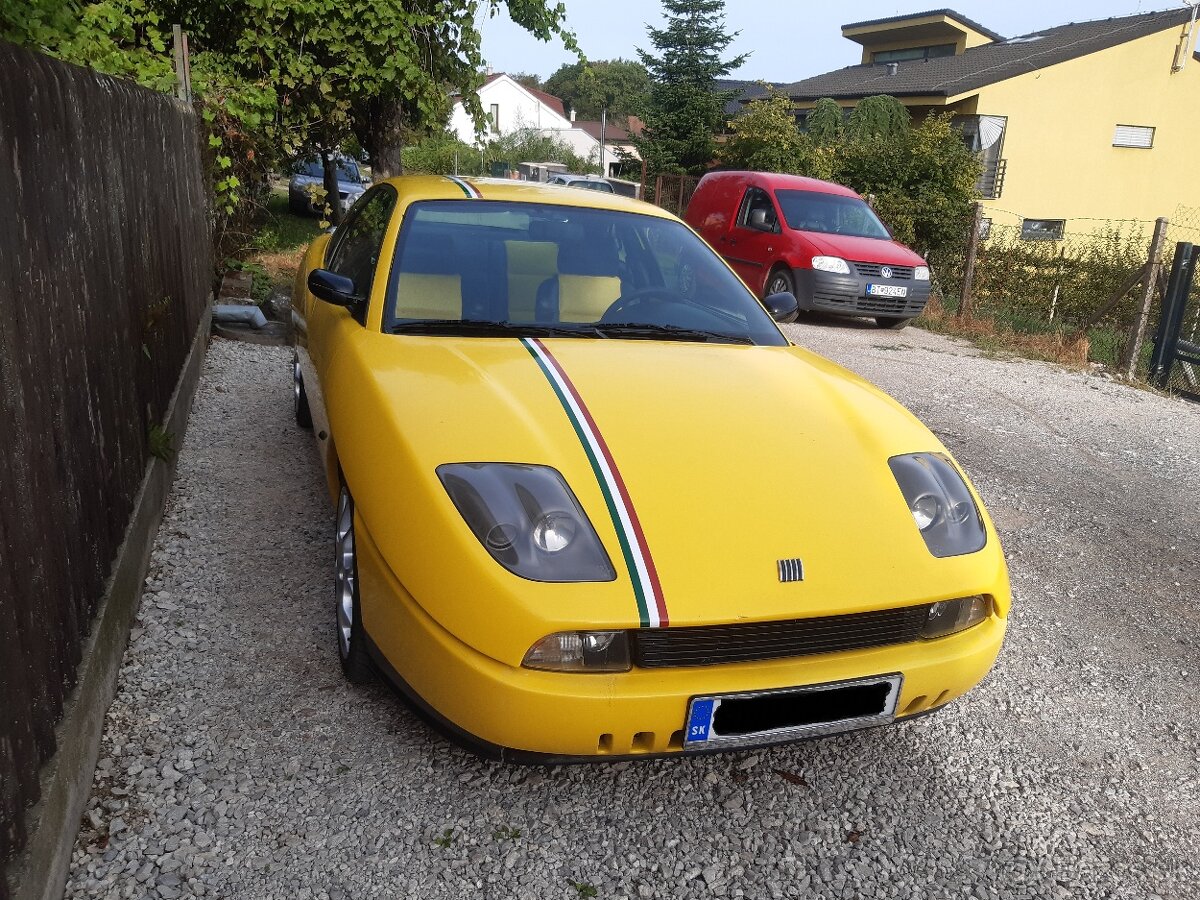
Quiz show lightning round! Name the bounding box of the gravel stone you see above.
[63,331,1200,899]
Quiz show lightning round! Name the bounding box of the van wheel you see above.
[875,316,911,330]
[765,266,795,298]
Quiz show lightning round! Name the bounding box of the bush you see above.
[401,129,591,176]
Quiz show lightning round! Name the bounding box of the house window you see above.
[1113,124,1154,149]
[1021,219,1065,241]
[489,103,500,134]
[872,44,956,63]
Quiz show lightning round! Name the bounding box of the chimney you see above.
[570,109,576,122]
[886,62,899,76]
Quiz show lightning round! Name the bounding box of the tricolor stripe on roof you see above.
[444,175,482,199]
[522,337,668,628]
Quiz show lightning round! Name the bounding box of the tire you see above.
[293,355,313,428]
[764,265,795,298]
[875,316,911,330]
[335,483,374,684]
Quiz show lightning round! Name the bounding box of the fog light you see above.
[920,595,990,640]
[523,630,631,672]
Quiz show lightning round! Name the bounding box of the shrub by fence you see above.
[929,207,1200,371]
[0,41,210,895]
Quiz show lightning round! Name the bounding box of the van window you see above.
[775,190,890,239]
[735,188,779,233]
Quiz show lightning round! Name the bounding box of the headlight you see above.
[523,630,631,672]
[888,453,986,557]
[914,265,930,281]
[920,595,991,639]
[438,463,615,582]
[811,256,851,275]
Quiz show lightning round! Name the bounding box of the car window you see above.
[775,190,891,239]
[735,187,779,233]
[296,159,360,182]
[383,200,787,346]
[325,186,398,299]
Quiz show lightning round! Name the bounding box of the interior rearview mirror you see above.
[763,291,799,323]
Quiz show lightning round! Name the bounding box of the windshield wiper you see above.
[389,319,599,338]
[593,322,753,345]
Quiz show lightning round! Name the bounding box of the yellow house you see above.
[779,8,1200,237]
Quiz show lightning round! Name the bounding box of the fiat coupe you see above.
[290,175,1009,762]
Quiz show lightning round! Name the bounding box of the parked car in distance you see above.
[685,171,931,328]
[289,174,1009,762]
[289,158,369,217]
[548,173,616,193]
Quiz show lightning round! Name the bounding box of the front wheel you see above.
[874,316,911,330]
[764,266,795,298]
[335,484,373,683]
[293,355,313,428]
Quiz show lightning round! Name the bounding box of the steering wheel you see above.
[600,287,682,323]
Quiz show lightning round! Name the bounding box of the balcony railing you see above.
[978,157,1006,200]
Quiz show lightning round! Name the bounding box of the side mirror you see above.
[308,268,359,308]
[763,291,799,323]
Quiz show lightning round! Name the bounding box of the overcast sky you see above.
[479,1,1191,83]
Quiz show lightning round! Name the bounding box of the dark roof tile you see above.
[782,8,1193,102]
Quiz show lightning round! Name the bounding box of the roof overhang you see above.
[842,10,1003,47]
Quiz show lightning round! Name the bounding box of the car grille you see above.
[853,262,915,280]
[630,604,932,668]
[857,295,928,315]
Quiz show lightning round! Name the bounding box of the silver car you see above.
[288,158,368,216]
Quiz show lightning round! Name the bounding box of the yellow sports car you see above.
[291,175,1009,762]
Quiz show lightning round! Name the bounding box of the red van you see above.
[684,171,931,328]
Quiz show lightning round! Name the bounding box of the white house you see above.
[449,73,641,177]
[449,73,573,141]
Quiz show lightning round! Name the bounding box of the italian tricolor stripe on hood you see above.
[522,337,669,628]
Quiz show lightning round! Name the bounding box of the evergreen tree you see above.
[846,95,911,140]
[806,98,844,142]
[633,0,747,174]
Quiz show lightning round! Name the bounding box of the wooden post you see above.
[958,202,984,318]
[1120,216,1169,379]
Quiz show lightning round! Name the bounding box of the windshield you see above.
[775,190,891,240]
[384,200,787,346]
[297,159,360,182]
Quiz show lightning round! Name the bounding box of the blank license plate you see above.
[684,674,902,749]
[866,284,907,297]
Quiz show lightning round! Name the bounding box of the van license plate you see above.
[866,284,907,298]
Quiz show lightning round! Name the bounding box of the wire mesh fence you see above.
[926,209,1187,372]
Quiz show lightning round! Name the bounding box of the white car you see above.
[547,174,615,193]
[288,158,369,216]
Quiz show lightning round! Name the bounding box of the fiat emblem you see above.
[881,266,893,279]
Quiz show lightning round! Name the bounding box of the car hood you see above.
[339,335,1003,664]
[795,230,925,266]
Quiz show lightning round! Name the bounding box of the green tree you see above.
[846,94,910,141]
[510,71,543,89]
[805,97,843,142]
[720,89,805,172]
[542,58,649,121]
[634,0,747,175]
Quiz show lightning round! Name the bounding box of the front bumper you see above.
[355,521,1008,761]
[796,268,931,319]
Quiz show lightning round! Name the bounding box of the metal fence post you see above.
[958,202,984,318]
[1120,216,1169,379]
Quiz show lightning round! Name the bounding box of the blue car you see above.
[288,158,368,217]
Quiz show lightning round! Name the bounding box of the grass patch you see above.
[918,294,1093,368]
[241,189,323,296]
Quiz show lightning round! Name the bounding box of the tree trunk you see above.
[359,100,405,180]
[320,149,343,226]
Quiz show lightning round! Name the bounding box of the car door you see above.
[309,185,398,374]
[720,186,782,295]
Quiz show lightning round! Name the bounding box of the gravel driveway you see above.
[66,322,1200,900]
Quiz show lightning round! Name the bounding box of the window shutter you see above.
[1113,125,1154,148]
